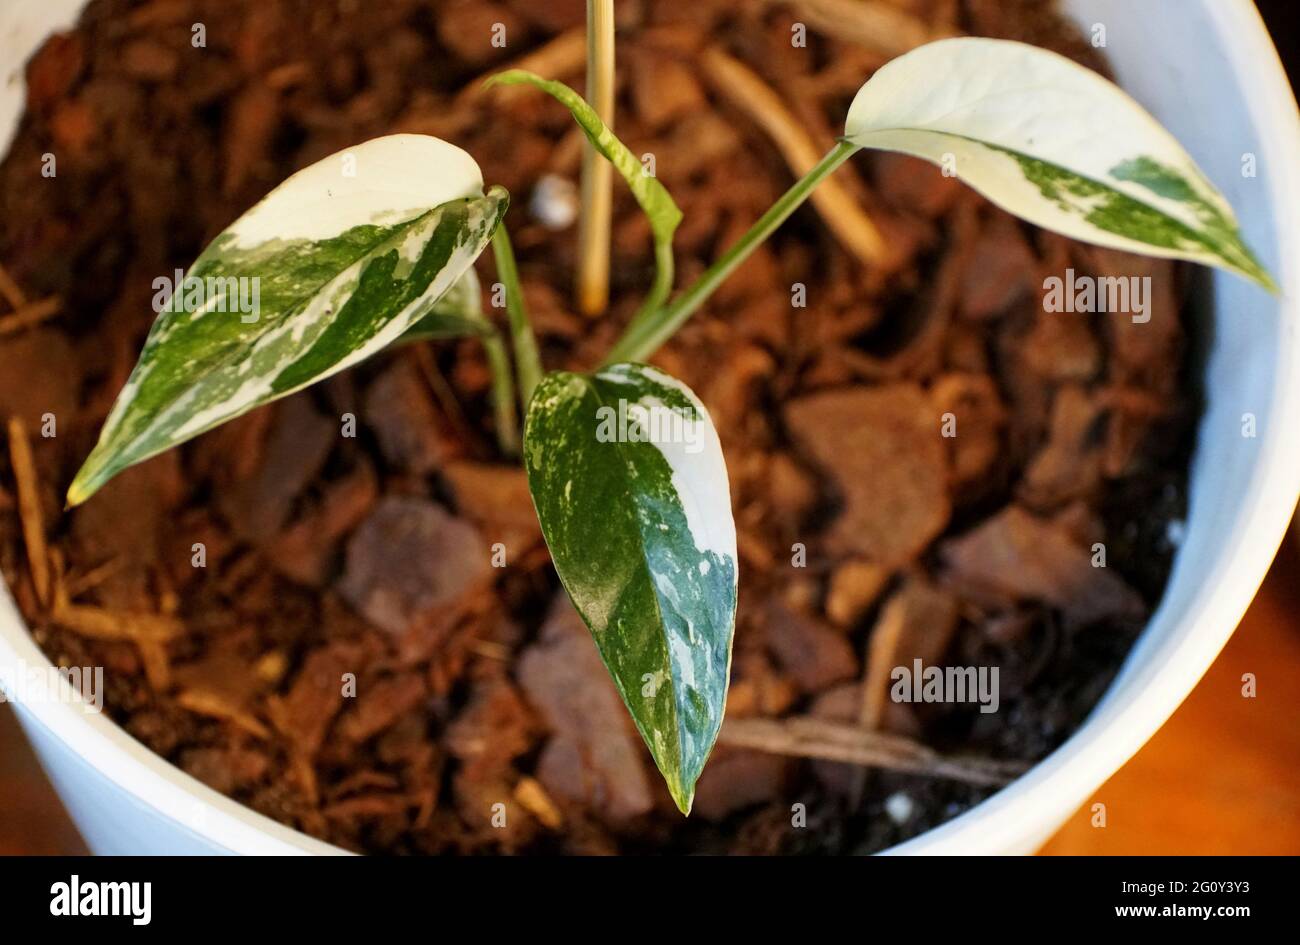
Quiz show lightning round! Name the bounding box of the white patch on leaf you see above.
[612,364,737,568]
[225,134,484,248]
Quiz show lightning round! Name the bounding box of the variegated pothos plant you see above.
[68,38,1276,813]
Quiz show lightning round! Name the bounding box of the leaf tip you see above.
[66,446,117,508]
[664,752,713,818]
[1221,250,1280,295]
[667,777,695,817]
[64,475,93,510]
[1252,266,1282,296]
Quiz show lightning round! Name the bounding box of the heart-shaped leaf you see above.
[68,134,507,505]
[524,363,737,813]
[844,37,1276,289]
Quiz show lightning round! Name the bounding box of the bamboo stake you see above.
[575,0,616,316]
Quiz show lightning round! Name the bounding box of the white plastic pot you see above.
[1,0,1297,856]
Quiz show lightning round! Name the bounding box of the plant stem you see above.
[628,236,674,328]
[604,140,859,365]
[481,330,520,455]
[492,225,543,406]
[575,0,616,316]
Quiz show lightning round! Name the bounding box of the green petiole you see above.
[603,140,859,365]
[479,328,520,456]
[491,224,543,407]
[627,235,675,330]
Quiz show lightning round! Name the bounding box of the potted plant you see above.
[0,0,1296,854]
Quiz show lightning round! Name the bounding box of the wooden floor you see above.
[1040,537,1300,855]
[0,695,87,855]
[3,537,1297,856]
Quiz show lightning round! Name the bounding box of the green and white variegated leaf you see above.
[486,70,682,250]
[524,363,737,814]
[399,267,493,343]
[68,134,507,505]
[844,37,1276,289]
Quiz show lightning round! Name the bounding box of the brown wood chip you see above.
[941,504,1146,629]
[784,384,951,567]
[860,576,959,730]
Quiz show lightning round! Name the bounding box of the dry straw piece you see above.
[6,416,50,607]
[762,0,940,56]
[700,47,887,267]
[0,263,28,309]
[718,716,1029,787]
[0,296,60,336]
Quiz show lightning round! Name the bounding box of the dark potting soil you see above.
[0,0,1196,854]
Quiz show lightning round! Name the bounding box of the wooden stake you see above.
[575,0,616,316]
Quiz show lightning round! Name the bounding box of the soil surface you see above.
[0,0,1195,854]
